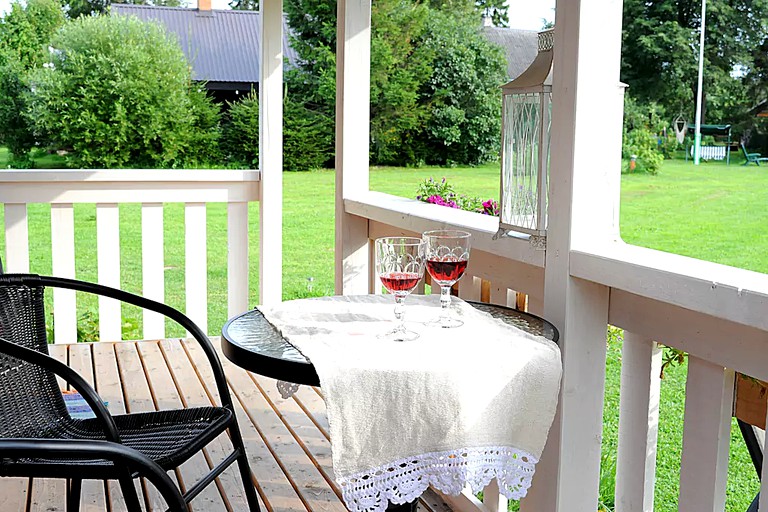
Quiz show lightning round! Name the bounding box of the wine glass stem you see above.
[440,285,452,324]
[394,295,407,332]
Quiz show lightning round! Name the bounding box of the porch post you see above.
[259,0,284,305]
[521,0,624,510]
[335,0,372,295]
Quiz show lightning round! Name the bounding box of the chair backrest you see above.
[741,143,751,160]
[0,281,70,438]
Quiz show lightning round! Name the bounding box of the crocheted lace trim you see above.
[338,445,538,512]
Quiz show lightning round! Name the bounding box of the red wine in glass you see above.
[380,272,422,293]
[426,259,468,286]
[374,237,426,341]
[422,230,471,328]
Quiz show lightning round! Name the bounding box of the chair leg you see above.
[231,426,261,511]
[68,478,82,512]
[119,476,144,512]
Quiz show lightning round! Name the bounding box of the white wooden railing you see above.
[344,191,768,512]
[0,169,261,343]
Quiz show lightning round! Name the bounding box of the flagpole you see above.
[694,0,706,165]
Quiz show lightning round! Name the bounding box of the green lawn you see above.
[0,158,764,510]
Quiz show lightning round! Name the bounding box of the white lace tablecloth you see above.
[258,295,561,512]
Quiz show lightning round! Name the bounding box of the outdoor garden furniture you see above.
[740,143,768,165]
[222,295,561,512]
[0,273,261,512]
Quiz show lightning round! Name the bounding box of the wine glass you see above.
[375,237,426,341]
[423,230,471,328]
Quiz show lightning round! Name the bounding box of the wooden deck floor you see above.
[0,338,453,512]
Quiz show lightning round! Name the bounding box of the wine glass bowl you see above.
[375,237,426,341]
[423,230,471,328]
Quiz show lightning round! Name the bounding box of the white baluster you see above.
[51,203,76,344]
[141,203,164,339]
[4,204,29,273]
[96,203,121,341]
[227,201,248,316]
[615,333,662,512]
[185,203,208,335]
[678,356,734,512]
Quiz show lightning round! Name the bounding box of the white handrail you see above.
[1,169,261,342]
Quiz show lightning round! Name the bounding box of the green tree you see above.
[28,15,219,168]
[0,0,65,165]
[621,0,768,125]
[0,0,65,68]
[414,9,506,165]
[284,0,507,167]
[476,0,508,27]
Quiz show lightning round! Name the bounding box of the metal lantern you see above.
[498,28,554,243]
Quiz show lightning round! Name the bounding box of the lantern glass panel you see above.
[501,92,549,233]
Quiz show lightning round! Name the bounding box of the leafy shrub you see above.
[623,127,664,174]
[182,85,222,166]
[412,11,507,166]
[284,94,333,171]
[28,15,211,168]
[0,55,34,166]
[222,91,332,171]
[221,90,259,167]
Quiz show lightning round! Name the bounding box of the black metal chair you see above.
[0,273,261,512]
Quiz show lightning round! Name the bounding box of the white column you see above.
[678,357,733,512]
[335,0,372,295]
[259,0,283,306]
[522,0,624,510]
[615,334,662,512]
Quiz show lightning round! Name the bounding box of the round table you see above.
[221,298,559,387]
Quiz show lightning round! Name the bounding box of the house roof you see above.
[112,4,298,86]
[480,26,538,81]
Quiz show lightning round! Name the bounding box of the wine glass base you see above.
[377,328,420,342]
[426,317,464,329]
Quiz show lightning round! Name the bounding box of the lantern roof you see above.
[501,28,553,92]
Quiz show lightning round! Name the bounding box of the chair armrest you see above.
[0,274,235,412]
[0,336,120,443]
[0,438,186,512]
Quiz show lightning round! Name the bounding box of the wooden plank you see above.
[113,341,169,511]
[213,341,345,512]
[141,203,165,339]
[293,386,330,438]
[185,203,208,335]
[26,345,64,512]
[48,343,68,394]
[4,203,30,273]
[249,371,340,499]
[0,478,29,512]
[735,374,768,430]
[159,338,247,511]
[136,340,227,511]
[96,203,122,341]
[186,339,307,512]
[91,342,133,512]
[29,479,65,512]
[68,343,109,511]
[51,203,77,344]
